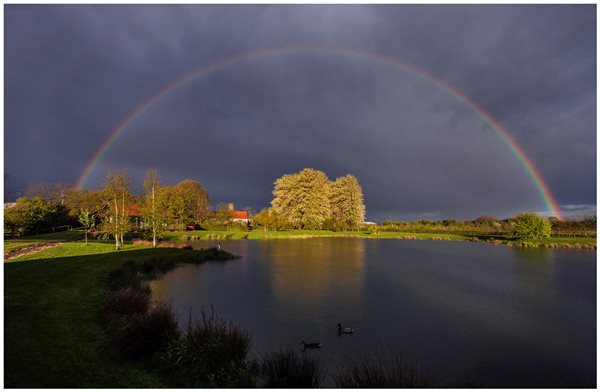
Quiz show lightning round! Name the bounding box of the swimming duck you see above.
[337,323,354,334]
[300,341,322,350]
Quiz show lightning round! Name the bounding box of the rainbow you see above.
[75,45,562,219]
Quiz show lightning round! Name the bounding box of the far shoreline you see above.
[165,230,597,250]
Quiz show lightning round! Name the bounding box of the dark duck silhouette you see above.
[300,341,322,351]
[337,323,354,335]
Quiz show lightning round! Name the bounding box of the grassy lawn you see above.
[4,241,203,388]
[4,229,85,253]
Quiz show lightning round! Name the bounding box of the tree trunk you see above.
[84,228,88,244]
[114,196,120,250]
[152,185,156,247]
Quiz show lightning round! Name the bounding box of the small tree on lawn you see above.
[142,168,168,247]
[78,208,95,244]
[512,212,552,240]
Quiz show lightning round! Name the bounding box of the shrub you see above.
[512,212,551,240]
[103,287,150,322]
[334,357,431,388]
[107,260,142,290]
[162,307,254,387]
[259,347,326,388]
[112,302,179,358]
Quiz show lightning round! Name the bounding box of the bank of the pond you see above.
[164,230,596,249]
[4,241,216,388]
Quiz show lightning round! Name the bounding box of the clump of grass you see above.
[333,357,431,388]
[185,307,252,368]
[102,287,150,322]
[162,307,255,387]
[184,247,240,264]
[470,237,479,242]
[107,260,142,290]
[138,257,177,278]
[180,244,193,250]
[259,347,326,388]
[112,302,179,359]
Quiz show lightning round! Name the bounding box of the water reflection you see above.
[149,238,596,387]
[261,238,366,323]
[513,247,553,262]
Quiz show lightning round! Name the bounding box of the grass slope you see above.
[4,242,202,388]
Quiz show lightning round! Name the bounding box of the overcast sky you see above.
[4,4,596,220]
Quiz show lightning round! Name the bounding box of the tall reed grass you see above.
[259,347,326,388]
[334,356,431,388]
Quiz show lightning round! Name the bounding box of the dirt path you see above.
[4,242,67,261]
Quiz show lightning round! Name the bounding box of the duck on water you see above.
[300,341,322,351]
[337,323,354,335]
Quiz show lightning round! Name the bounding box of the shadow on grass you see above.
[4,246,232,388]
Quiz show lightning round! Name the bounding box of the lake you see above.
[150,238,596,387]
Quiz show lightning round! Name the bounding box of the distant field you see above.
[4,230,85,253]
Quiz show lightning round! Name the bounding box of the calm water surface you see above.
[150,238,596,387]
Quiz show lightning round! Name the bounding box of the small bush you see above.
[334,357,431,388]
[112,302,179,359]
[260,347,326,388]
[512,212,551,240]
[103,287,150,322]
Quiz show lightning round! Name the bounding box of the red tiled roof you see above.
[127,204,141,217]
[233,211,248,219]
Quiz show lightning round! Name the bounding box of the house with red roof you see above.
[229,203,250,224]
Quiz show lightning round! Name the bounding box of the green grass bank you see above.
[164,229,596,248]
[4,241,211,387]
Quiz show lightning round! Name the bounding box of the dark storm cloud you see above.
[5,4,596,220]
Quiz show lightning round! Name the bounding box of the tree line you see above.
[252,168,366,231]
[4,169,210,249]
[380,213,596,239]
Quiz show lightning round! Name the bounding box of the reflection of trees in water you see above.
[513,247,553,263]
[511,247,554,295]
[263,238,366,322]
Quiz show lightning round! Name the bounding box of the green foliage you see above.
[270,169,366,230]
[251,208,288,231]
[271,168,332,230]
[78,208,95,244]
[551,215,596,237]
[512,212,552,240]
[98,170,132,250]
[330,174,365,231]
[141,169,170,247]
[162,307,255,387]
[175,179,210,223]
[215,202,235,224]
[4,196,73,236]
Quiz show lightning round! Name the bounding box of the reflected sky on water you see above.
[150,238,596,387]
